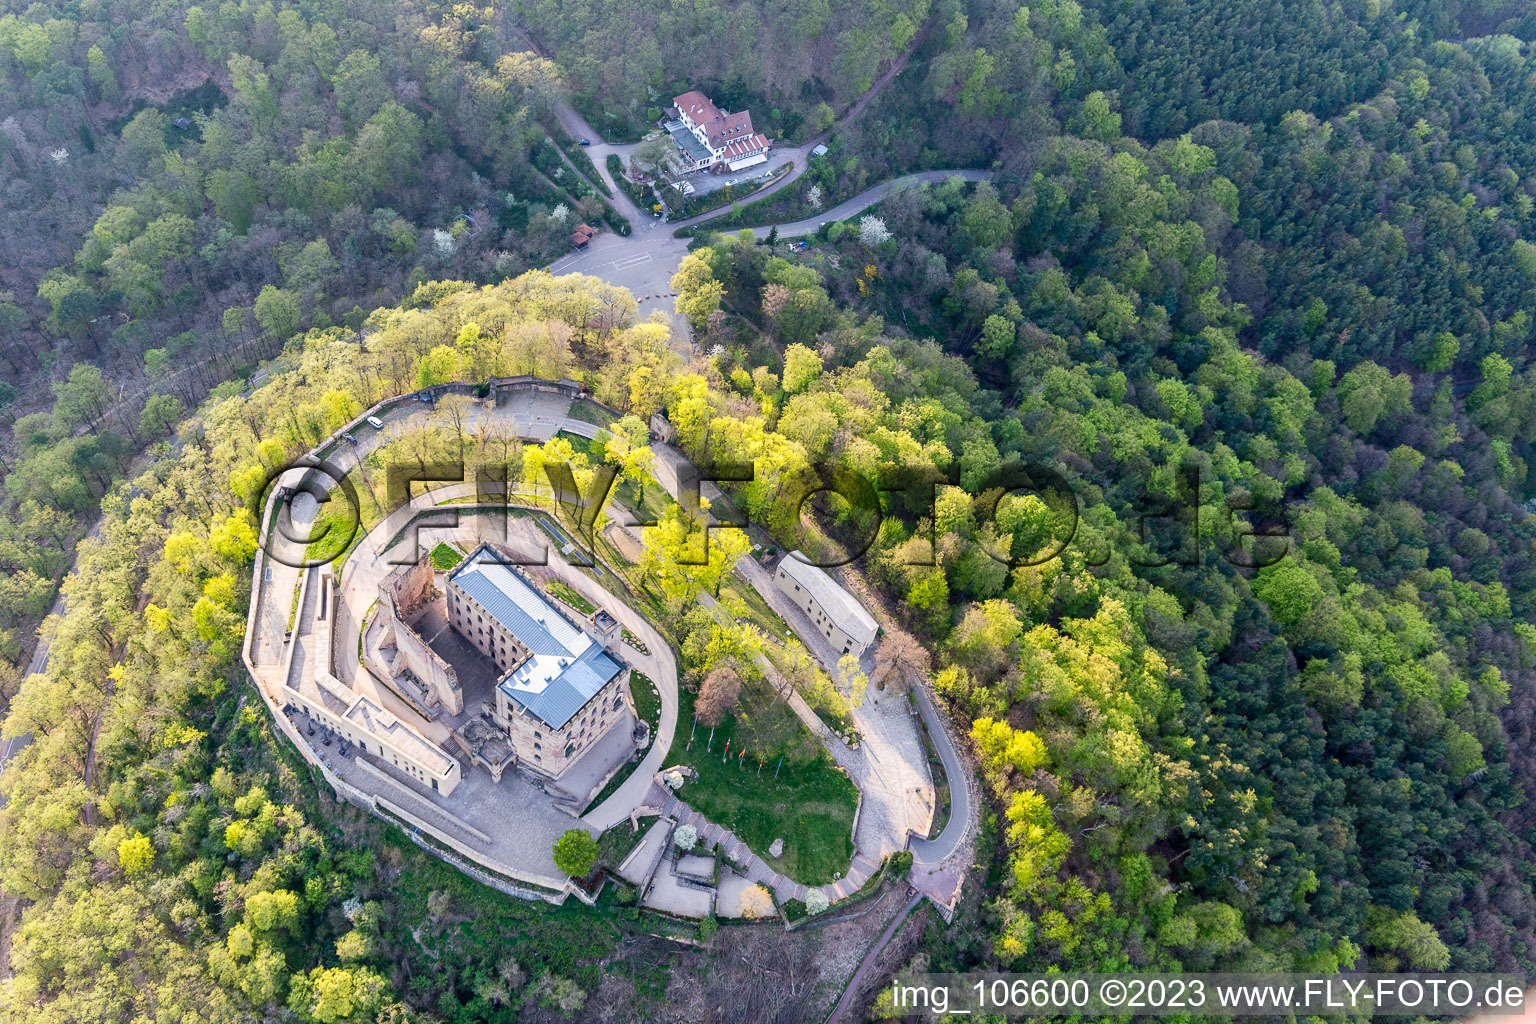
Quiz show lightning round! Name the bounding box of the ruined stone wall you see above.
[378,557,464,716]
[383,557,435,620]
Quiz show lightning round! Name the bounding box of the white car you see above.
[728,177,738,185]
[366,415,384,429]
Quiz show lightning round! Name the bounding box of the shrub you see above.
[740,884,773,919]
[552,828,598,878]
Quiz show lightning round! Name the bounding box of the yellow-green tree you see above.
[641,502,750,602]
[671,248,723,329]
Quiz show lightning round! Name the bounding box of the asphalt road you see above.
[545,231,691,322]
[745,170,997,239]
[542,169,997,341]
[909,685,972,865]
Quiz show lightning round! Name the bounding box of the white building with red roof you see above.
[666,90,771,173]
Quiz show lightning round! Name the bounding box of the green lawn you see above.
[596,822,647,871]
[303,495,367,567]
[429,541,462,570]
[547,578,597,614]
[565,400,619,428]
[613,474,672,527]
[630,671,662,732]
[665,684,856,885]
[718,576,793,643]
[299,462,393,571]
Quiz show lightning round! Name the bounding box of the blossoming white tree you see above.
[859,215,892,246]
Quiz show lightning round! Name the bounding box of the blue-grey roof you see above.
[665,120,712,163]
[501,644,624,730]
[451,558,586,657]
[450,549,624,729]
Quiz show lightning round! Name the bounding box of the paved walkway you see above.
[683,582,926,904]
[641,447,968,912]
[839,568,977,914]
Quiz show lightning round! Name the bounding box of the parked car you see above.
[727,177,738,185]
[366,415,384,429]
[578,138,591,146]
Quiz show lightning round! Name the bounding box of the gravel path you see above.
[827,890,925,1024]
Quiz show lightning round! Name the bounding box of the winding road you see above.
[908,686,972,866]
[741,170,997,239]
[540,9,934,236]
[538,165,997,344]
[532,12,994,319]
[0,514,110,791]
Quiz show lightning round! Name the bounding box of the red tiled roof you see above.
[720,133,769,160]
[673,91,719,125]
[705,110,755,150]
[570,224,595,245]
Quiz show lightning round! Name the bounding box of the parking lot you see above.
[669,162,776,198]
[546,230,692,326]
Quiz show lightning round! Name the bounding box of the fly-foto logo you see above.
[254,454,1292,571]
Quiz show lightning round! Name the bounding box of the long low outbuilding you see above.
[774,551,879,660]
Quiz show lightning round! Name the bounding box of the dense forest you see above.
[511,0,934,141]
[674,0,1536,988]
[4,0,1536,1020]
[0,0,620,670]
